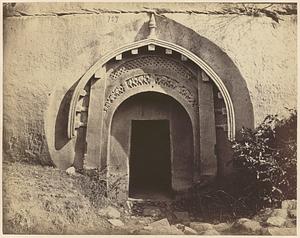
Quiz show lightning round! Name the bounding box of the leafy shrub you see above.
[232,109,296,209]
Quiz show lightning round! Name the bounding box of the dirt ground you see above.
[2,160,296,235]
[2,160,181,235]
[2,160,227,234]
[3,161,116,234]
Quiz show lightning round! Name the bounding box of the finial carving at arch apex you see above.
[148,13,157,39]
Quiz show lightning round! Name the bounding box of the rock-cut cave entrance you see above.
[129,120,172,200]
[110,92,194,201]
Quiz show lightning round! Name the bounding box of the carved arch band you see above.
[67,38,236,140]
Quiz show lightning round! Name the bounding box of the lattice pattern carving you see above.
[109,56,195,81]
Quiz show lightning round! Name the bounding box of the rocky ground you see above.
[3,161,297,235]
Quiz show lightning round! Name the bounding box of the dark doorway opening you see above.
[129,120,172,199]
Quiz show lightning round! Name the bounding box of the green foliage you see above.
[232,109,296,209]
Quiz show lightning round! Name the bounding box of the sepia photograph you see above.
[2,1,297,236]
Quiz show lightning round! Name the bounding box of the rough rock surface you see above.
[99,206,121,219]
[270,209,288,219]
[282,200,297,210]
[3,3,296,167]
[174,211,190,222]
[4,3,296,17]
[253,207,273,223]
[189,222,214,232]
[288,209,297,219]
[200,229,220,235]
[285,219,296,228]
[107,219,124,227]
[149,218,170,227]
[167,11,297,127]
[266,216,286,227]
[213,222,231,232]
[143,207,162,217]
[65,167,76,176]
[261,227,297,236]
[138,218,184,235]
[248,200,297,235]
[3,161,297,235]
[231,218,262,234]
[183,226,198,235]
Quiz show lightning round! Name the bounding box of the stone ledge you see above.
[3,3,297,19]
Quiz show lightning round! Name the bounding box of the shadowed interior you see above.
[129,120,172,199]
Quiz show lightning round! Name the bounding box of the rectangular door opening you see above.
[129,120,172,200]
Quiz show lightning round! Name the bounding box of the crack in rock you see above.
[3,3,297,23]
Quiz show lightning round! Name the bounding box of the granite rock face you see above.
[3,3,296,168]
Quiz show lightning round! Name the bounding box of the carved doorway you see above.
[129,120,172,199]
[109,92,194,200]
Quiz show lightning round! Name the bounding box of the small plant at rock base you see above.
[76,165,128,209]
[232,109,296,210]
[75,167,109,209]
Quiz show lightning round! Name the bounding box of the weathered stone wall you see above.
[166,12,297,125]
[3,3,297,166]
